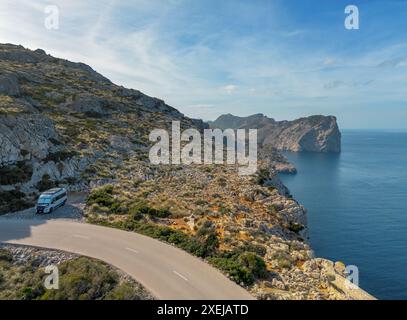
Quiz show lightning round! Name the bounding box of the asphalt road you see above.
[0,219,254,300]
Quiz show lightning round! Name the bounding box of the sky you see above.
[0,0,406,129]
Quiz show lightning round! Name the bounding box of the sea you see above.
[279,129,407,300]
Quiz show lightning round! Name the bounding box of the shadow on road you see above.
[0,192,87,243]
[0,218,45,243]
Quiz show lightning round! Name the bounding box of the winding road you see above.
[0,218,254,300]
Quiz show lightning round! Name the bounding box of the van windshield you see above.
[37,195,52,205]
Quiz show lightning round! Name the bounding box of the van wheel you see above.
[62,200,67,206]
[49,207,53,214]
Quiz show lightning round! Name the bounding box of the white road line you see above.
[72,234,90,240]
[125,247,139,254]
[173,270,189,282]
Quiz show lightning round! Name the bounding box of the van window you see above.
[38,195,52,205]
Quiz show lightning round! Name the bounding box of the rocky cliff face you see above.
[0,44,357,300]
[211,113,341,153]
[0,43,205,212]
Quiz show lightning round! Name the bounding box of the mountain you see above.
[210,113,341,153]
[0,44,368,300]
[0,43,206,212]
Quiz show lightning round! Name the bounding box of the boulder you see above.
[0,73,20,96]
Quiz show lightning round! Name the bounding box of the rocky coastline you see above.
[0,44,374,300]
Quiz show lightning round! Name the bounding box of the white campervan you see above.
[36,188,68,214]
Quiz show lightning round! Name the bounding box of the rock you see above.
[0,113,58,166]
[210,113,341,153]
[334,261,346,275]
[0,73,20,96]
[272,278,287,290]
[70,93,110,116]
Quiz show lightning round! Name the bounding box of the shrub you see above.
[194,199,208,206]
[256,168,270,185]
[240,243,267,257]
[0,189,32,215]
[287,222,304,234]
[209,256,254,286]
[217,177,227,187]
[105,283,145,300]
[238,252,267,278]
[36,174,56,192]
[270,250,293,269]
[44,150,77,163]
[128,201,171,218]
[0,249,13,262]
[209,251,267,286]
[86,185,115,208]
[0,161,33,185]
[42,257,118,300]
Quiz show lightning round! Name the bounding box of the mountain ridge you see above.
[0,44,370,300]
[210,113,341,153]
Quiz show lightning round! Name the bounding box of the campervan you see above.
[36,188,67,214]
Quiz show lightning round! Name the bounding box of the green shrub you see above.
[217,177,227,187]
[239,243,267,257]
[238,252,267,278]
[0,249,13,262]
[42,257,118,300]
[209,256,254,286]
[0,189,32,215]
[256,168,270,185]
[194,199,208,206]
[36,174,56,192]
[209,251,267,286]
[105,283,144,300]
[287,222,304,234]
[0,161,33,185]
[86,185,115,208]
[270,250,293,269]
[128,201,171,218]
[44,150,77,163]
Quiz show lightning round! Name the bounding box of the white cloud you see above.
[221,84,237,95]
[0,0,406,126]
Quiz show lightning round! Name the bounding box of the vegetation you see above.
[0,161,33,185]
[0,250,152,300]
[255,168,271,185]
[44,150,78,163]
[0,189,33,215]
[88,214,267,286]
[209,251,267,286]
[36,174,56,192]
[287,222,304,234]
[87,185,172,217]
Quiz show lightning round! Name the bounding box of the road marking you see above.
[125,247,139,254]
[173,270,189,281]
[72,234,90,240]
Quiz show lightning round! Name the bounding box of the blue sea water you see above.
[279,130,407,300]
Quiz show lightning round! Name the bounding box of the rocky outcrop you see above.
[0,113,58,166]
[211,113,341,153]
[0,44,205,211]
[0,73,20,96]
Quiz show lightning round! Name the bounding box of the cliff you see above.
[0,43,205,212]
[0,44,363,300]
[211,113,341,153]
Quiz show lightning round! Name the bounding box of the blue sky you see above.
[0,0,406,128]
